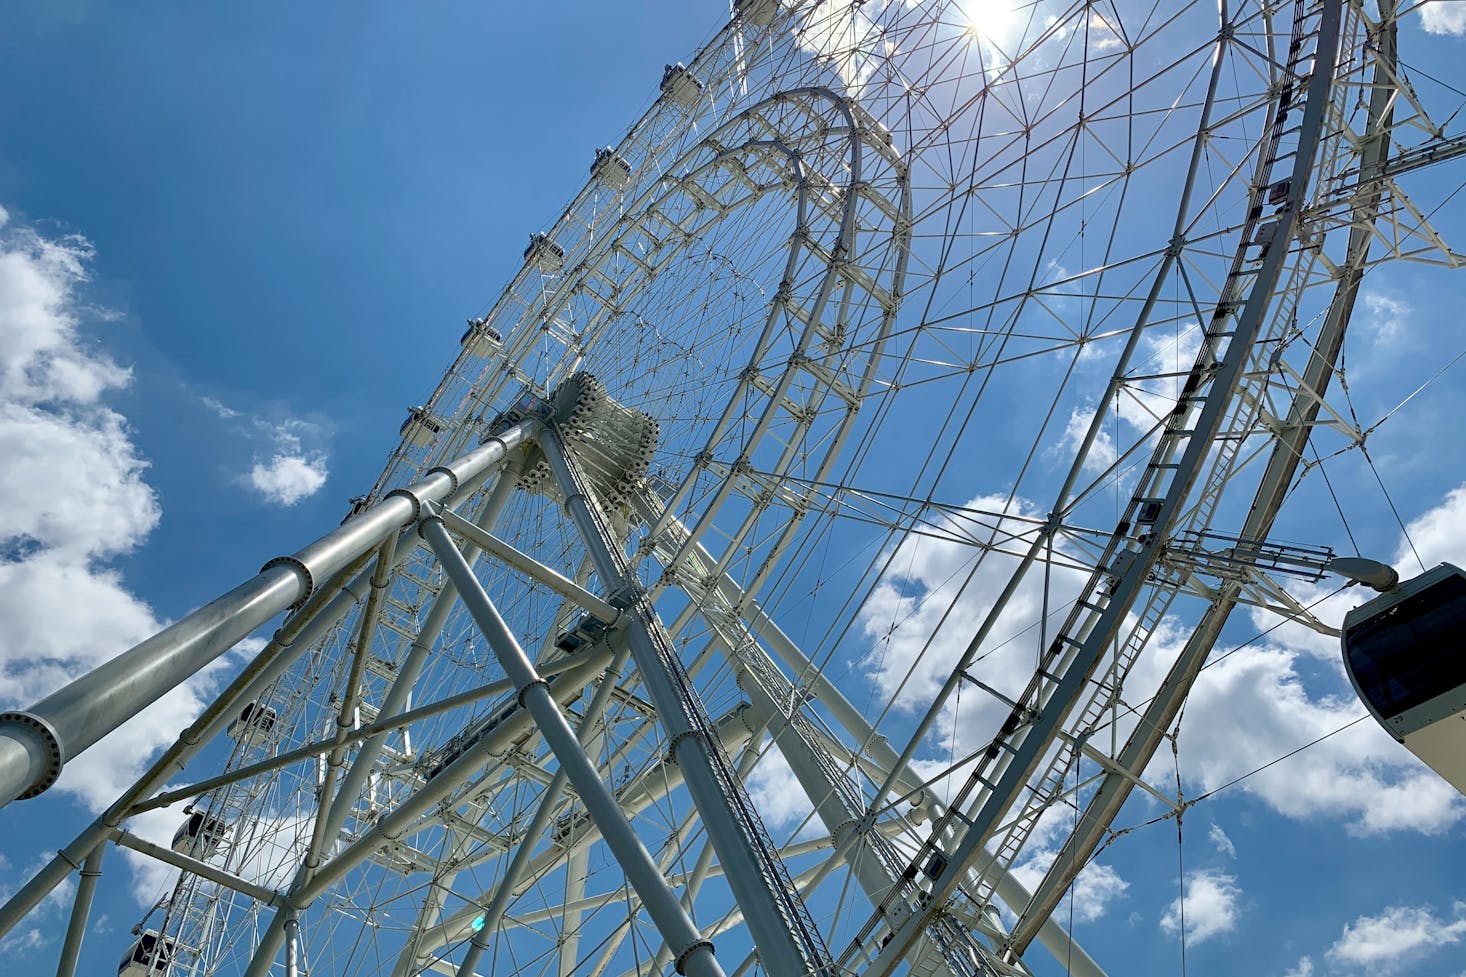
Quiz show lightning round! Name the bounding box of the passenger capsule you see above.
[171,810,229,859]
[591,147,632,190]
[1342,562,1466,794]
[400,406,445,448]
[523,233,565,273]
[227,701,280,749]
[660,62,703,108]
[119,931,174,977]
[735,0,777,26]
[460,317,503,358]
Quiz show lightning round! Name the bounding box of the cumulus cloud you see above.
[0,211,164,705]
[250,450,328,506]
[1009,826,1129,924]
[1281,955,1314,977]
[204,397,330,507]
[1229,483,1466,864]
[746,741,819,832]
[848,472,1466,945]
[1361,292,1409,346]
[1159,869,1240,944]
[1326,901,1466,972]
[1174,643,1465,835]
[1151,477,1466,836]
[858,492,1081,741]
[1395,482,1466,572]
[1003,803,1129,924]
[796,0,885,97]
[1057,404,1119,477]
[0,207,235,911]
[1419,1,1466,37]
[0,853,77,956]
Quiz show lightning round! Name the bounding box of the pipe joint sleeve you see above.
[674,939,715,975]
[385,487,425,523]
[260,556,313,610]
[0,711,64,799]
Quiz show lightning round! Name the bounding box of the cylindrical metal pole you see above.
[0,541,384,939]
[421,517,724,977]
[284,911,301,977]
[537,433,821,977]
[53,844,103,977]
[0,421,536,809]
[241,453,534,977]
[453,647,630,977]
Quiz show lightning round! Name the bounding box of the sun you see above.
[961,0,1018,47]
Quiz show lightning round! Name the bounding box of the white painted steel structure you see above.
[1,2,1464,977]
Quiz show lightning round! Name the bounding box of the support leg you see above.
[538,431,830,977]
[54,845,103,977]
[421,515,723,977]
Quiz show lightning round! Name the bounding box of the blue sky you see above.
[2,2,1466,977]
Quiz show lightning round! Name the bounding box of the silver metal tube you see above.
[431,504,622,624]
[53,845,102,977]
[315,446,528,858]
[454,645,629,977]
[302,530,401,883]
[0,576,336,938]
[242,454,533,977]
[292,646,612,906]
[421,517,724,977]
[0,542,384,940]
[0,567,300,807]
[0,420,535,810]
[630,493,929,811]
[418,701,759,953]
[284,911,301,977]
[539,432,820,977]
[111,829,280,905]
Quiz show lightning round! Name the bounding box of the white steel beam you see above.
[421,514,725,977]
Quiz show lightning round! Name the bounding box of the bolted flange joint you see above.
[674,939,715,975]
[0,711,64,799]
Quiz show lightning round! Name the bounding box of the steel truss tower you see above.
[2,2,1464,977]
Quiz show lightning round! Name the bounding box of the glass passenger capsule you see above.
[1342,562,1466,794]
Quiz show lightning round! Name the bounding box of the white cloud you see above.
[1326,902,1466,972]
[1361,292,1409,345]
[0,208,234,907]
[0,927,47,955]
[1057,404,1118,477]
[207,399,330,507]
[1395,482,1466,572]
[1207,823,1236,859]
[0,853,78,958]
[1004,802,1130,924]
[746,741,817,832]
[0,404,158,561]
[1174,643,1465,835]
[1282,955,1314,977]
[858,493,1083,744]
[796,1,884,96]
[1009,852,1129,925]
[1420,1,1466,37]
[1170,481,1466,836]
[1159,868,1240,944]
[0,212,165,707]
[250,451,329,506]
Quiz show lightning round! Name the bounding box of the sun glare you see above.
[962,0,1018,47]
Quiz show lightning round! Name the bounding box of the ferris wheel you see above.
[2,2,1463,977]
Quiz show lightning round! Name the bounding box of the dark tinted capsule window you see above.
[1345,573,1466,719]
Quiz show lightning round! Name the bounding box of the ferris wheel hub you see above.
[514,372,659,509]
